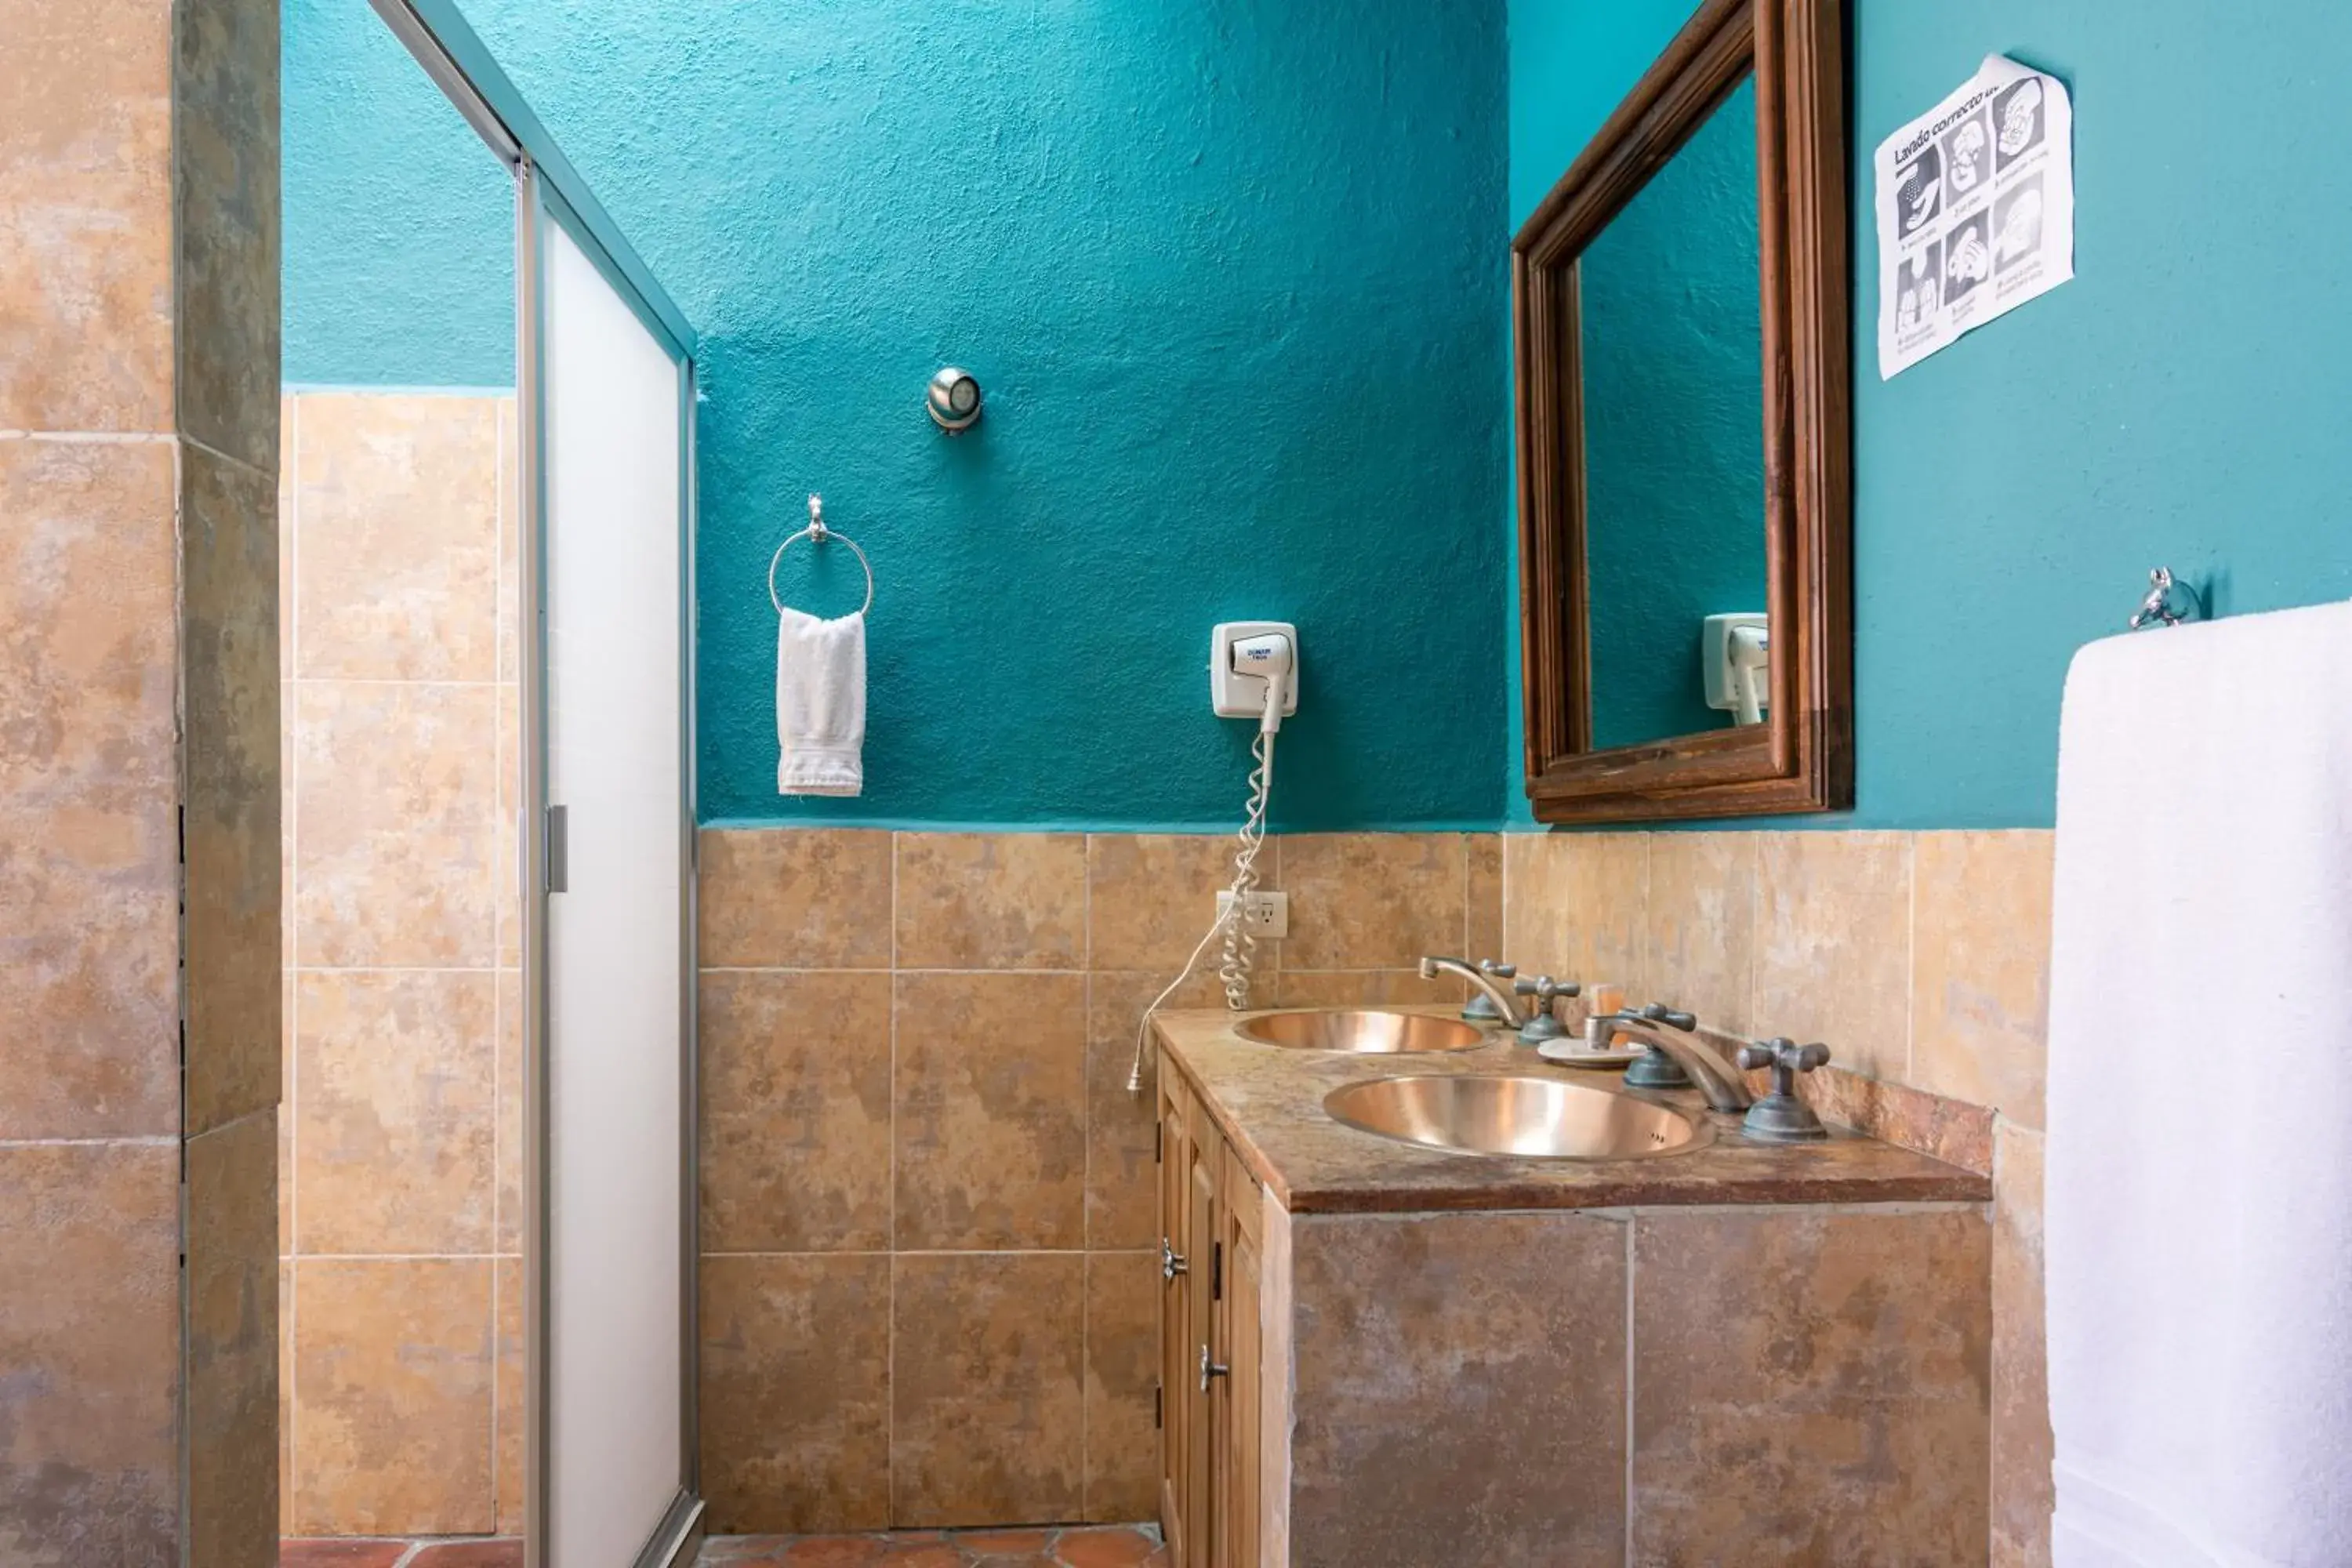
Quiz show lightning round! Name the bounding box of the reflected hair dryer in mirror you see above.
[1704,613,1770,726]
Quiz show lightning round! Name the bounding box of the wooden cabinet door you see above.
[1158,1080,1192,1565]
[1183,1127,1220,1568]
[1214,1147,1263,1568]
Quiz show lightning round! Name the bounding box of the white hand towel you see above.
[2045,601,2352,1567]
[776,606,866,796]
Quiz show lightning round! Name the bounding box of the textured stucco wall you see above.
[281,0,514,387]
[287,0,1512,829]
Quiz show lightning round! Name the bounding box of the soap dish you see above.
[1536,1038,1641,1069]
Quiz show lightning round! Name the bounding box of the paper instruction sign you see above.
[1875,55,2073,379]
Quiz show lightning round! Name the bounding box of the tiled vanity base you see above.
[1286,1204,1991,1566]
[699,1524,1167,1566]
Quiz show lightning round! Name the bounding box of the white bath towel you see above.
[775,606,866,796]
[2046,601,2352,1566]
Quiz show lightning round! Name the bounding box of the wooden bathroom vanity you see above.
[1151,1009,1994,1568]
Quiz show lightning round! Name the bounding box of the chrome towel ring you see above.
[769,492,873,618]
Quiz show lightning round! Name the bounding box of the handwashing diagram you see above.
[1875,55,2073,378]
[1896,242,1942,333]
[1944,211,1991,304]
[1995,177,2045,271]
[1896,144,1943,238]
[1942,113,1991,199]
[1994,76,2046,169]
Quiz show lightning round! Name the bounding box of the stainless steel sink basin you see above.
[1236,1010,1486,1054]
[1323,1074,1708,1159]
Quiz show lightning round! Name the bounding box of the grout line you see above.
[1623,1218,1636,1563]
[0,1135,181,1148]
[1081,840,1095,1253]
[1904,833,1918,1085]
[695,964,1443,978]
[281,1252,515,1263]
[1078,1243,1091,1518]
[1460,834,1472,960]
[696,1247,1139,1260]
[281,676,513,688]
[1637,831,1653,1001]
[0,427,176,444]
[1499,832,1512,962]
[285,391,300,1506]
[887,830,900,1523]
[289,965,514,975]
[184,1105,275,1143]
[180,429,274,481]
[1079,850,1098,1500]
[485,1254,502,1531]
[1747,835,1763,1042]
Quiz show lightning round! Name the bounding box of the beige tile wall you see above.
[278,390,522,1537]
[693,826,1500,1533]
[1502,826,2055,1565]
[2,0,280,1559]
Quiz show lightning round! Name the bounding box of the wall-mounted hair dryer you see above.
[1703,613,1770,727]
[1210,622,1298,735]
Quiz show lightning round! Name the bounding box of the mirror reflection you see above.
[1577,75,1766,752]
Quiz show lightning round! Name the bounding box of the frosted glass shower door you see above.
[533,201,695,1567]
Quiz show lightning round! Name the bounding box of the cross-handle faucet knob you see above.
[1637,1003,1697,1031]
[1736,1036,1830,1087]
[1511,975,1580,1043]
[1735,1037,1831,1143]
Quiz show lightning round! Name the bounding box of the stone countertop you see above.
[1152,1007,1993,1215]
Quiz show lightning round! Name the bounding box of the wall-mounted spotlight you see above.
[926,366,982,434]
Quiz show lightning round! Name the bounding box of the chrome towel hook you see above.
[2129,567,2198,631]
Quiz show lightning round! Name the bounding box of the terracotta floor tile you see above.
[408,1541,524,1567]
[955,1530,1052,1553]
[871,1546,966,1568]
[778,1540,887,1567]
[279,1544,409,1568]
[1054,1529,1160,1568]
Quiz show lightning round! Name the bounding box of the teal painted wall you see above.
[282,0,513,386]
[310,0,1512,831]
[1509,0,2352,829]
[1579,75,1766,750]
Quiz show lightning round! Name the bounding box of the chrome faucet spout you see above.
[1419,955,1526,1029]
[1604,1008,1756,1113]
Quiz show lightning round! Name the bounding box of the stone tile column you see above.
[1,0,280,1562]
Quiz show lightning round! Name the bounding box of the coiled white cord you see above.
[1127,729,1277,1094]
[1218,728,1276,1007]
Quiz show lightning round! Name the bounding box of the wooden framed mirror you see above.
[1513,0,1850,823]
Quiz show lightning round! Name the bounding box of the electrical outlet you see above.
[1216,890,1289,938]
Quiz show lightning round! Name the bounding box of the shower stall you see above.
[279,3,699,1563]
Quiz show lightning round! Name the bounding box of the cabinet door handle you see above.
[1199,1343,1229,1392]
[1162,1239,1189,1280]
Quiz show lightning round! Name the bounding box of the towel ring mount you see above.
[770,492,873,618]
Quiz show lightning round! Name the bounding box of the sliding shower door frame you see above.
[520,169,705,1568]
[364,6,702,1567]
